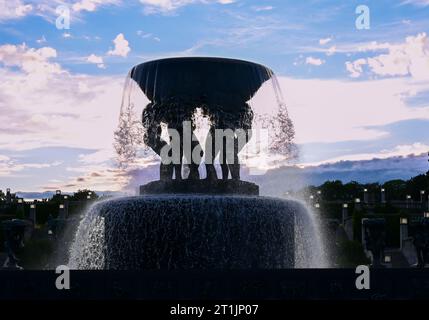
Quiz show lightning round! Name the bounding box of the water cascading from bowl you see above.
[68,57,328,269]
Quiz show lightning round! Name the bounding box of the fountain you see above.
[69,57,327,269]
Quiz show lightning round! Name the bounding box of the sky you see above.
[0,0,428,192]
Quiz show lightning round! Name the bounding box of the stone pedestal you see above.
[140,179,259,196]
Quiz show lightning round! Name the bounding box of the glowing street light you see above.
[406,195,412,209]
[400,218,408,225]
[343,204,348,208]
[420,191,426,203]
[363,189,369,203]
[380,188,386,203]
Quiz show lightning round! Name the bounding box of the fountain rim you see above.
[132,56,274,73]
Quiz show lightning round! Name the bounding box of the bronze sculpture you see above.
[130,57,271,183]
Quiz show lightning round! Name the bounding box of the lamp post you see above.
[29,203,36,224]
[384,255,392,265]
[381,188,386,204]
[355,198,361,210]
[64,195,69,217]
[342,204,348,225]
[400,217,408,250]
[59,204,66,219]
[16,198,24,219]
[363,188,369,204]
[420,190,425,203]
[406,195,412,209]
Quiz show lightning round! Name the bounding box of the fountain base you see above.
[70,195,307,270]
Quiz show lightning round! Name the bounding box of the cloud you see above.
[276,76,429,144]
[345,58,366,78]
[86,54,105,68]
[326,45,336,56]
[61,163,127,191]
[139,0,234,14]
[137,30,161,42]
[0,0,33,21]
[0,43,124,152]
[72,0,120,12]
[0,1,120,22]
[251,5,274,12]
[319,37,332,45]
[0,156,62,177]
[345,33,429,80]
[302,143,429,166]
[36,35,47,44]
[401,0,429,6]
[305,56,325,66]
[0,43,64,86]
[107,33,130,57]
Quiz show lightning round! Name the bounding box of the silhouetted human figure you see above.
[142,100,202,180]
[411,219,429,268]
[204,102,253,181]
[2,220,27,269]
[364,219,386,268]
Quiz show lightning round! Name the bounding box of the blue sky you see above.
[0,0,428,192]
